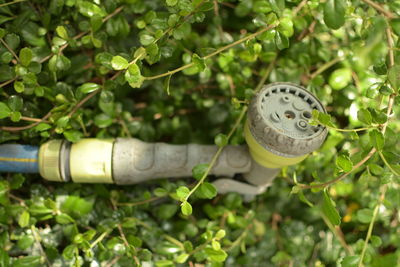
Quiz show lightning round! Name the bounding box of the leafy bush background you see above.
[0,0,399,266]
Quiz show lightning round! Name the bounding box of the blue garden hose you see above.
[0,144,39,173]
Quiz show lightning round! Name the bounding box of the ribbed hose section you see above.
[0,144,39,173]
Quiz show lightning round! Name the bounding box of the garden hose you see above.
[0,83,327,196]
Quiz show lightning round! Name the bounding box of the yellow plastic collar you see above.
[38,140,63,182]
[244,121,307,168]
[70,139,114,183]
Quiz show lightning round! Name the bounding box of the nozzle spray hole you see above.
[302,111,312,119]
[284,110,296,120]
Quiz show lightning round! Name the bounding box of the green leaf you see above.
[192,163,209,180]
[387,64,400,93]
[275,31,289,50]
[10,111,21,122]
[175,253,189,263]
[94,113,113,128]
[125,63,144,88]
[0,102,11,119]
[90,15,103,32]
[323,0,346,29]
[19,48,32,67]
[78,1,106,18]
[111,56,129,70]
[357,109,372,125]
[329,68,352,90]
[390,18,400,36]
[369,129,384,151]
[321,190,341,226]
[7,95,23,111]
[61,196,93,217]
[18,210,30,228]
[79,82,101,94]
[214,133,228,147]
[366,83,381,99]
[14,81,25,93]
[278,18,294,37]
[63,130,83,143]
[341,255,361,267]
[140,34,155,46]
[56,213,75,224]
[13,256,41,267]
[56,26,69,39]
[154,204,178,220]
[181,201,192,216]
[166,0,178,6]
[17,235,34,250]
[164,74,172,95]
[356,209,373,224]
[204,247,228,262]
[192,53,205,72]
[336,155,353,172]
[198,182,217,199]
[35,123,51,132]
[56,116,70,128]
[176,186,190,200]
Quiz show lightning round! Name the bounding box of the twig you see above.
[20,116,49,123]
[144,23,278,81]
[117,196,162,207]
[104,255,122,267]
[321,213,354,255]
[324,125,375,132]
[292,0,308,16]
[31,225,51,267]
[0,78,16,88]
[255,57,277,93]
[0,0,26,7]
[309,57,343,80]
[90,231,110,249]
[378,151,400,176]
[361,0,396,19]
[67,89,100,117]
[0,38,20,62]
[298,148,377,189]
[39,6,124,64]
[0,111,52,132]
[183,106,247,202]
[358,185,388,267]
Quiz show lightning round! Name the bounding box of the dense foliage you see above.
[0,0,399,266]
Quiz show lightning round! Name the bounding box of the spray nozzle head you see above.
[245,83,328,168]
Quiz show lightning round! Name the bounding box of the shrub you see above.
[0,0,399,266]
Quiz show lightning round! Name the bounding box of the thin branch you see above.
[90,231,110,249]
[31,225,51,267]
[358,185,388,267]
[298,148,377,189]
[0,78,16,88]
[0,111,52,132]
[378,151,400,176]
[20,116,49,123]
[67,89,100,117]
[321,213,354,255]
[309,57,342,80]
[255,57,277,93]
[144,23,278,81]
[324,125,375,132]
[0,38,19,62]
[361,0,396,19]
[184,106,247,202]
[0,0,26,7]
[386,26,395,71]
[117,196,162,207]
[292,0,308,16]
[39,6,124,64]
